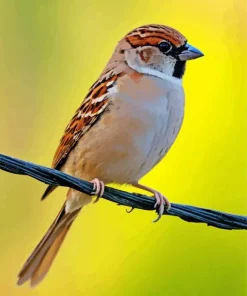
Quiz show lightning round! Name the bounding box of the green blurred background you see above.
[0,0,246,295]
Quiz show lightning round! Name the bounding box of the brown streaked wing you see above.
[51,74,120,170]
[41,73,122,200]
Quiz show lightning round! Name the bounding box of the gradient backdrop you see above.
[0,0,246,295]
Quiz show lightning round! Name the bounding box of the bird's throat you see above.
[173,60,186,79]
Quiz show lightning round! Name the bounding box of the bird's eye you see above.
[158,41,172,54]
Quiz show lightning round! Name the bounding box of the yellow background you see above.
[0,0,246,295]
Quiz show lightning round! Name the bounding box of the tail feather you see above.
[41,185,57,201]
[17,203,81,287]
[30,225,70,287]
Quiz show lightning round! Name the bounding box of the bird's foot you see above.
[130,182,171,222]
[152,190,171,222]
[91,178,105,203]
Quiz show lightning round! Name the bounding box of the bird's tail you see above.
[17,202,81,287]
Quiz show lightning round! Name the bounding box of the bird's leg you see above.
[130,182,171,222]
[91,178,105,203]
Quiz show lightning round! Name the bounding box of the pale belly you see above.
[67,85,185,185]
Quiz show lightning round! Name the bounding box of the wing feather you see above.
[52,74,120,170]
[41,73,122,200]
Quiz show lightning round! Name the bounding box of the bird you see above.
[17,24,203,287]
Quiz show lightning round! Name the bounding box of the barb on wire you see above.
[0,154,246,230]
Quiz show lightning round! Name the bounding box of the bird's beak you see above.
[178,44,204,61]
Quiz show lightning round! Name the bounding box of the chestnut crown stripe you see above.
[52,73,122,169]
[126,25,186,48]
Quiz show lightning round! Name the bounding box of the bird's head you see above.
[114,24,203,82]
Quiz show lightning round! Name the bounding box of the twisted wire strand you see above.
[0,154,246,230]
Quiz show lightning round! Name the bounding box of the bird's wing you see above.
[41,72,122,200]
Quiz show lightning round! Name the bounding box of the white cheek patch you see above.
[125,50,182,86]
[159,56,177,76]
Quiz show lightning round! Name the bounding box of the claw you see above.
[126,207,135,213]
[153,192,171,222]
[130,182,171,222]
[90,178,105,204]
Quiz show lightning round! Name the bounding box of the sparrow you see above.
[17,24,203,287]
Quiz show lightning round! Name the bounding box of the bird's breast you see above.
[69,76,185,184]
[99,78,185,182]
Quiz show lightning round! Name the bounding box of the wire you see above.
[0,154,246,230]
